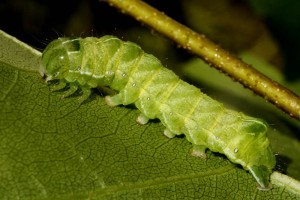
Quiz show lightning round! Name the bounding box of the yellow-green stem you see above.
[105,0,300,121]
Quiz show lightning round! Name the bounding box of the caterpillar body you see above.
[41,36,275,190]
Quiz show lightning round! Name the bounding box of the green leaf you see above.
[1,30,300,199]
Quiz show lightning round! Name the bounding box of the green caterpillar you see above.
[41,35,276,190]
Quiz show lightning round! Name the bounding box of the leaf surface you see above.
[1,30,300,200]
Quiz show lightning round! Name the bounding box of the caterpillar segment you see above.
[41,36,276,190]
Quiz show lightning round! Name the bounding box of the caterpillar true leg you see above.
[61,84,78,99]
[77,86,92,104]
[50,80,67,91]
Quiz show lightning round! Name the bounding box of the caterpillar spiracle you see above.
[41,36,276,190]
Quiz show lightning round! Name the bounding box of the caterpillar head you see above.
[236,119,275,190]
[41,38,80,81]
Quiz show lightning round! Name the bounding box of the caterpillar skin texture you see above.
[41,36,275,190]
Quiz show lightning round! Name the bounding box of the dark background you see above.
[1,0,300,81]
